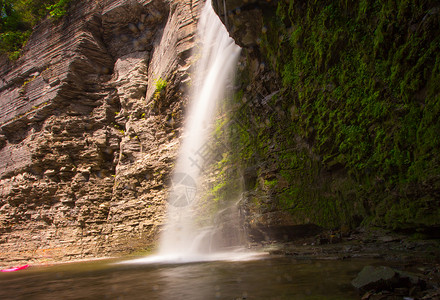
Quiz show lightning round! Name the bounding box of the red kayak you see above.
[1,265,30,272]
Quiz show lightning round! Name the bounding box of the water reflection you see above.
[0,257,367,299]
[118,248,266,265]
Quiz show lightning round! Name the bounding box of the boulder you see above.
[352,266,426,294]
[352,266,398,292]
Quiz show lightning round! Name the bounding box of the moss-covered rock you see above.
[213,0,440,233]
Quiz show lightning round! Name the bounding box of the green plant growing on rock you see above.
[113,123,125,135]
[154,77,168,100]
[46,0,70,19]
[20,72,38,92]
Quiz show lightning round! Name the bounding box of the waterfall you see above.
[157,0,241,261]
[119,1,265,265]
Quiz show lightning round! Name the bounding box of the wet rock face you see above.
[214,0,440,237]
[0,0,202,266]
[248,224,323,244]
[210,0,299,236]
[212,0,278,47]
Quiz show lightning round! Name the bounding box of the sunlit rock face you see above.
[0,0,202,266]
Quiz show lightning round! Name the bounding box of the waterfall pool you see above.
[0,255,379,299]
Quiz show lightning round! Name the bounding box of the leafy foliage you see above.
[155,78,167,92]
[154,78,168,99]
[0,0,71,59]
[46,0,70,19]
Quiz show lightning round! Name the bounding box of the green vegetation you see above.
[264,179,278,190]
[210,151,240,203]
[0,0,71,60]
[113,123,125,135]
[46,0,70,19]
[154,77,168,99]
[21,72,38,90]
[226,0,440,230]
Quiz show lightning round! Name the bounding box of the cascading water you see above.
[157,0,241,261]
[121,1,265,264]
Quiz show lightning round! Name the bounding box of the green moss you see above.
[229,0,440,230]
[211,181,228,202]
[264,178,278,190]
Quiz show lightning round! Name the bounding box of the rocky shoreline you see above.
[258,228,440,299]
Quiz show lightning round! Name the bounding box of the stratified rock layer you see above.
[0,0,202,266]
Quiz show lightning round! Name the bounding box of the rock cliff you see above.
[0,0,202,266]
[2,0,439,266]
[212,0,440,241]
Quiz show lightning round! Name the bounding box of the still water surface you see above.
[0,256,371,299]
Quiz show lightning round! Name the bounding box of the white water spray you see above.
[120,1,265,265]
[158,0,241,261]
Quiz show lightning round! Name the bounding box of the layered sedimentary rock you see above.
[0,0,202,266]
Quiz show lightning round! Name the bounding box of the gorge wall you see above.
[1,0,440,266]
[0,0,202,266]
[211,0,440,242]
